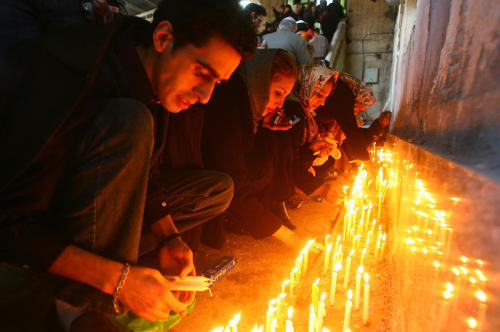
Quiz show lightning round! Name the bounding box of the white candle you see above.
[363,273,370,325]
[282,279,290,295]
[379,234,386,262]
[290,268,297,298]
[308,306,316,332]
[285,307,294,332]
[330,262,342,306]
[270,318,277,332]
[354,266,364,310]
[317,293,326,332]
[360,248,367,266]
[265,306,276,332]
[344,250,354,289]
[325,234,330,247]
[324,243,333,275]
[311,278,320,310]
[228,312,241,332]
[343,290,353,332]
[333,235,341,256]
[476,290,487,330]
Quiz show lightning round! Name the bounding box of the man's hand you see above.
[157,237,196,307]
[117,266,188,322]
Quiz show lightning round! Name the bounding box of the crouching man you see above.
[0,0,255,330]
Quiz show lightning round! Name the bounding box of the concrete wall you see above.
[345,0,398,121]
[390,0,500,182]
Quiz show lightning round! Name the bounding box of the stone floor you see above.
[172,175,394,332]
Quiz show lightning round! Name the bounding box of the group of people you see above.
[0,0,389,331]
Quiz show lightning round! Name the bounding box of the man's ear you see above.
[152,20,174,53]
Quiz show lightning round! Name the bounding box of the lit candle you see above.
[476,290,487,331]
[228,312,241,332]
[360,248,367,266]
[324,243,333,275]
[277,293,286,318]
[251,325,263,332]
[270,318,277,332]
[325,234,330,247]
[330,262,342,306]
[379,234,386,262]
[438,289,453,331]
[365,203,372,230]
[337,245,344,263]
[343,290,353,332]
[354,265,364,310]
[209,327,224,332]
[282,280,290,295]
[295,257,303,284]
[308,306,316,332]
[285,306,294,332]
[265,306,276,332]
[344,250,354,289]
[317,293,327,332]
[311,278,320,310]
[333,235,341,256]
[290,267,297,297]
[363,273,370,325]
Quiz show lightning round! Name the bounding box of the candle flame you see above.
[228,312,241,326]
[282,279,290,286]
[279,293,287,300]
[334,262,342,272]
[433,261,439,269]
[288,306,293,319]
[469,277,476,284]
[210,328,225,332]
[452,267,460,276]
[461,256,468,263]
[422,247,428,254]
[467,317,477,329]
[321,292,327,301]
[362,248,367,255]
[364,272,369,283]
[477,259,484,266]
[310,305,315,313]
[349,249,355,257]
[443,290,452,300]
[357,265,364,274]
[347,289,353,300]
[445,283,454,291]
[250,325,263,332]
[314,278,320,286]
[322,328,331,332]
[476,290,486,302]
[459,266,468,275]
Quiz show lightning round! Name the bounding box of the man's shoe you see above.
[271,201,296,230]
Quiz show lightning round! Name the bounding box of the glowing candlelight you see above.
[363,273,370,325]
[333,235,341,255]
[265,306,276,332]
[285,307,294,332]
[228,312,241,332]
[281,279,290,295]
[324,243,333,275]
[311,278,320,310]
[210,328,224,332]
[354,265,364,310]
[467,317,477,329]
[476,290,487,330]
[379,234,386,261]
[290,267,297,297]
[317,293,326,331]
[343,290,353,332]
[360,247,367,266]
[268,318,276,332]
[308,306,316,332]
[330,262,342,306]
[344,250,354,289]
[251,325,263,332]
[325,234,330,247]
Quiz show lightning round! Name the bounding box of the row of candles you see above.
[372,144,490,331]
[210,144,491,331]
[210,154,391,331]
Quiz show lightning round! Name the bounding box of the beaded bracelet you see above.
[113,262,130,314]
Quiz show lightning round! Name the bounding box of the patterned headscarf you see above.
[292,65,338,144]
[339,72,377,114]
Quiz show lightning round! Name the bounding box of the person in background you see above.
[292,0,305,19]
[202,49,299,242]
[309,28,330,63]
[272,5,286,31]
[0,0,256,330]
[284,4,298,20]
[303,3,319,25]
[320,0,346,42]
[262,16,313,65]
[284,65,340,206]
[315,73,377,161]
[243,2,267,45]
[367,111,392,144]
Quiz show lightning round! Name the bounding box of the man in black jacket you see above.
[0,0,255,330]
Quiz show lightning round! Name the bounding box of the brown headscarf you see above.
[292,65,338,145]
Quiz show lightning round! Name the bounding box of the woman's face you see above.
[308,80,334,111]
[263,73,296,117]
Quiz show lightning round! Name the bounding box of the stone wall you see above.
[345,0,398,121]
[390,0,500,182]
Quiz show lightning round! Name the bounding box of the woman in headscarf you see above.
[201,49,298,243]
[315,72,377,161]
[283,64,340,200]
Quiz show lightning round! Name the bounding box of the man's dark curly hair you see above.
[150,0,257,60]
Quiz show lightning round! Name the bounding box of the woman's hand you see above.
[309,140,334,156]
[262,112,292,131]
